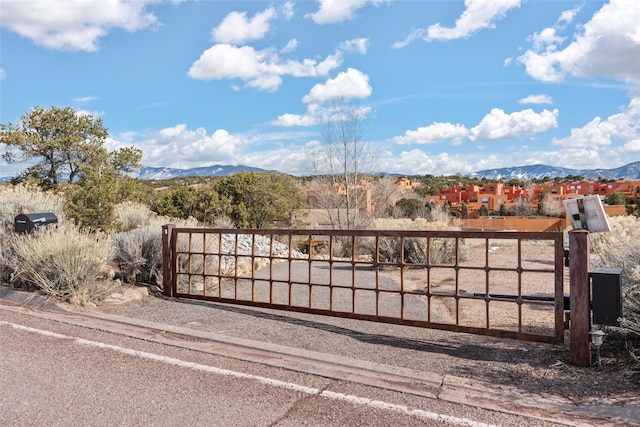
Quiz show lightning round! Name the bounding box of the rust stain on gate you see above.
[162,226,565,343]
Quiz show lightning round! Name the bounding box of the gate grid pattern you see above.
[163,226,565,343]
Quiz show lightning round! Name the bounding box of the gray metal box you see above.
[590,267,623,327]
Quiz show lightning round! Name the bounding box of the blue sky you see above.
[1,0,639,178]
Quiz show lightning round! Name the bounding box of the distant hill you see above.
[2,161,639,182]
[134,164,269,180]
[464,161,640,180]
[0,164,268,182]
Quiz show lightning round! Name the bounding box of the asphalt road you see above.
[0,304,572,427]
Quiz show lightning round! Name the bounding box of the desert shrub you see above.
[590,216,640,338]
[212,215,235,229]
[112,215,200,287]
[6,222,115,305]
[367,218,460,266]
[114,201,157,231]
[0,184,65,236]
[427,204,454,224]
[112,225,163,285]
[0,185,67,282]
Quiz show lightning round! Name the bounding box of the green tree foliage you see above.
[214,172,306,228]
[499,203,509,216]
[479,204,489,216]
[604,191,627,206]
[461,202,469,219]
[412,174,486,197]
[64,145,143,231]
[1,106,144,231]
[1,106,108,190]
[153,186,225,225]
[393,198,428,220]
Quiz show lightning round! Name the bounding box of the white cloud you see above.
[246,74,284,92]
[188,44,270,80]
[469,108,559,141]
[0,0,157,52]
[339,38,369,54]
[621,139,640,153]
[0,68,5,80]
[281,2,295,21]
[140,124,244,168]
[73,96,98,103]
[308,0,387,24]
[552,117,618,149]
[212,7,277,44]
[392,123,468,145]
[519,0,640,83]
[389,107,559,147]
[76,109,104,119]
[281,39,298,53]
[527,97,640,169]
[188,40,363,91]
[271,113,319,127]
[552,98,640,149]
[240,145,312,176]
[393,0,521,48]
[558,6,581,25]
[518,94,553,105]
[302,68,372,104]
[474,154,502,171]
[381,150,477,176]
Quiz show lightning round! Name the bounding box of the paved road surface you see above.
[0,304,574,427]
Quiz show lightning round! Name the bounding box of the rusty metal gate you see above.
[162,226,565,343]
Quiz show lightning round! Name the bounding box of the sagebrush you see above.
[368,218,460,265]
[112,205,200,287]
[590,216,640,338]
[6,222,115,305]
[0,184,65,237]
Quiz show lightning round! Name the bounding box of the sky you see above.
[1,0,639,178]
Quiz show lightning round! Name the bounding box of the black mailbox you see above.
[14,212,58,233]
[590,267,623,327]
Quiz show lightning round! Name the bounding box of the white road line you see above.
[1,321,496,427]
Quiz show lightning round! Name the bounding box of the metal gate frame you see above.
[163,225,567,344]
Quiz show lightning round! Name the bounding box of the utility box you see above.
[14,212,58,234]
[590,267,623,327]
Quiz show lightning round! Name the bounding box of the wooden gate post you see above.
[162,224,175,298]
[569,229,591,367]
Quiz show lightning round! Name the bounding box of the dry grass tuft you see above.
[6,222,116,305]
[0,184,65,237]
[112,211,200,287]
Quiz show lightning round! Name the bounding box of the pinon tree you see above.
[2,106,143,230]
[1,106,109,189]
[213,172,306,228]
[64,145,143,231]
[604,191,627,206]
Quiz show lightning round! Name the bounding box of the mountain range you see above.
[136,161,640,180]
[1,161,639,182]
[464,161,640,180]
[134,165,270,180]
